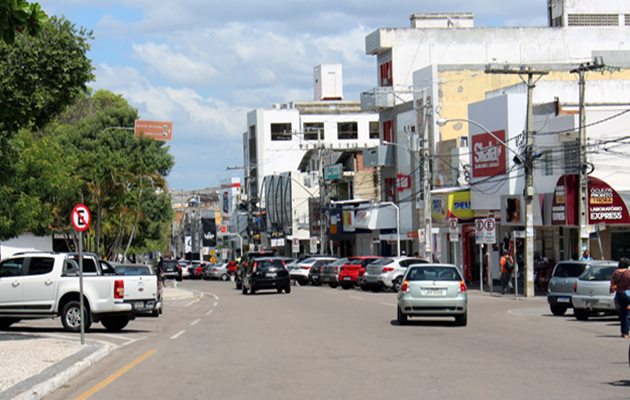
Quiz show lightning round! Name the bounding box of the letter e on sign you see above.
[71,204,91,232]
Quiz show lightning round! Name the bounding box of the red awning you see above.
[551,175,630,225]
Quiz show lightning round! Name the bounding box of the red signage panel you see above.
[134,120,173,141]
[471,130,507,178]
[551,174,630,225]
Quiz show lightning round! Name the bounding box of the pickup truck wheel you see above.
[0,318,19,330]
[61,300,92,332]
[101,316,129,332]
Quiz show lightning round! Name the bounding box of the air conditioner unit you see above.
[363,145,394,167]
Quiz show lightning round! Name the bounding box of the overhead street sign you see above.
[134,120,173,141]
[71,204,91,232]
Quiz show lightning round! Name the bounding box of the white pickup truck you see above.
[0,252,161,332]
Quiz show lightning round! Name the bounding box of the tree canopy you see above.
[0,0,47,43]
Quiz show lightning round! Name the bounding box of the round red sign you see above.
[71,204,91,232]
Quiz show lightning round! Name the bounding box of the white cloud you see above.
[132,42,217,86]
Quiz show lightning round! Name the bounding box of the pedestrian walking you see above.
[610,257,630,339]
[500,251,514,295]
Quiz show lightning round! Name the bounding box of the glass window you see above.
[407,266,462,281]
[303,123,324,141]
[580,266,616,281]
[271,123,292,141]
[337,122,358,140]
[369,121,379,139]
[329,258,349,267]
[0,258,25,277]
[99,260,116,275]
[67,255,98,273]
[553,263,587,278]
[369,258,395,266]
[27,257,55,275]
[115,266,152,276]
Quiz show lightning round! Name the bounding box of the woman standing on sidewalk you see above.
[610,257,630,338]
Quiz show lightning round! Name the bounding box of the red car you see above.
[337,256,383,290]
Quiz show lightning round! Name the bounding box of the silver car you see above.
[547,260,614,316]
[572,263,618,320]
[397,264,468,326]
[320,258,348,288]
[364,257,428,292]
[203,263,230,280]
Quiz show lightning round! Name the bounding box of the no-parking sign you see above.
[475,217,496,244]
[71,204,91,232]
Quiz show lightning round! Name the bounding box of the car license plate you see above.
[422,288,446,296]
[266,273,277,278]
[134,301,145,309]
[343,276,351,281]
[557,297,570,303]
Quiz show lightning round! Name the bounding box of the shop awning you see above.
[552,174,630,225]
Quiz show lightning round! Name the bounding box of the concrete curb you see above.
[6,341,114,400]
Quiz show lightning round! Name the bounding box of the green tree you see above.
[0,16,93,241]
[0,0,47,43]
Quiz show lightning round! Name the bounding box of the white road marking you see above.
[185,299,200,307]
[379,302,397,308]
[190,319,201,326]
[170,330,186,340]
[206,309,214,316]
[213,302,218,307]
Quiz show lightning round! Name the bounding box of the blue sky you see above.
[40,0,548,190]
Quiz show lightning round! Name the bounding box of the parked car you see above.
[571,263,618,320]
[337,256,382,290]
[308,258,337,286]
[320,258,348,288]
[242,257,291,295]
[204,263,230,281]
[113,264,162,317]
[0,252,159,332]
[397,263,468,326]
[364,257,429,292]
[159,259,182,281]
[188,261,206,280]
[235,251,276,290]
[179,260,191,279]
[289,257,338,285]
[547,260,613,316]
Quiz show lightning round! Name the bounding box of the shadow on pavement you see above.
[2,326,152,334]
[605,380,630,387]
[389,319,459,328]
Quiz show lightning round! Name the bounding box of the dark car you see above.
[159,259,182,281]
[308,258,337,286]
[235,251,276,290]
[242,257,290,295]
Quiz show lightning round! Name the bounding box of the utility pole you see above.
[419,95,433,261]
[571,58,605,258]
[485,65,548,298]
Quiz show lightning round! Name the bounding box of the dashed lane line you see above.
[190,319,201,326]
[206,309,214,316]
[213,301,218,307]
[170,330,186,340]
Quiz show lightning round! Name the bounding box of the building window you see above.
[383,120,394,143]
[337,122,358,140]
[369,121,379,139]
[379,61,392,87]
[567,13,619,26]
[303,122,324,141]
[271,123,292,141]
[626,14,630,26]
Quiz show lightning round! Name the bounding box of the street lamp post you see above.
[436,117,534,297]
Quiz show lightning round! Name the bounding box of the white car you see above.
[289,257,337,285]
[364,257,428,291]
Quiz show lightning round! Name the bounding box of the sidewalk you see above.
[0,285,194,400]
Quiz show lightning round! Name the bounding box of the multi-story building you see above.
[243,65,380,254]
[362,0,630,286]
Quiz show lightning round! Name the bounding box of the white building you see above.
[362,0,630,278]
[243,65,380,253]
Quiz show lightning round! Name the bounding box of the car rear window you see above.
[348,259,364,265]
[369,258,395,266]
[553,263,587,278]
[257,259,285,270]
[115,266,152,275]
[329,258,349,267]
[406,266,462,281]
[579,266,616,281]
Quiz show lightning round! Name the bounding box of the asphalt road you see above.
[42,280,630,400]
